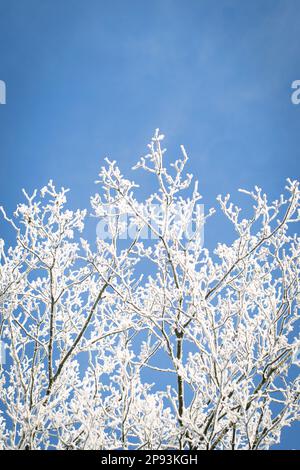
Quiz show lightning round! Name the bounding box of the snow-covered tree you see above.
[0,131,299,449]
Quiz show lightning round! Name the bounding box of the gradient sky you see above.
[0,0,299,448]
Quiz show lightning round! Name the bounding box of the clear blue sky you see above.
[0,0,299,448]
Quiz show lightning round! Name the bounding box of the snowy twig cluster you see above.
[0,131,299,449]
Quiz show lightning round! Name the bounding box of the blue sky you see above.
[0,0,299,448]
